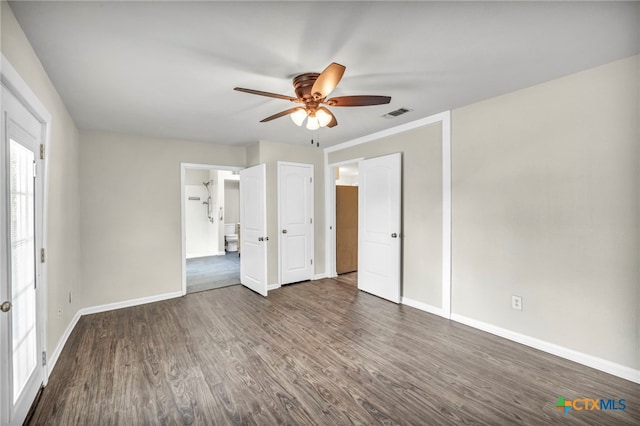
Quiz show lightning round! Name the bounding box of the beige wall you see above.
[249,140,325,285]
[79,131,245,307]
[245,143,260,168]
[185,168,210,186]
[452,55,640,369]
[224,180,240,225]
[328,124,443,307]
[1,1,82,355]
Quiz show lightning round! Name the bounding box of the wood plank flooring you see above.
[28,276,639,425]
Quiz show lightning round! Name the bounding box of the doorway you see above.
[181,164,242,294]
[328,154,403,304]
[335,163,359,275]
[328,159,363,279]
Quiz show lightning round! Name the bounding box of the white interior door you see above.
[1,86,45,425]
[278,162,314,285]
[358,153,402,303]
[239,164,268,296]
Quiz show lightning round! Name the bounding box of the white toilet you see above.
[224,223,238,252]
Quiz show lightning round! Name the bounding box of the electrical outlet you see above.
[57,307,62,318]
[512,295,523,311]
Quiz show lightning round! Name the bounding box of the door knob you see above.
[391,233,398,238]
[282,229,288,234]
[258,237,263,242]
[1,301,11,313]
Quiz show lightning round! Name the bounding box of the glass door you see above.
[1,85,44,425]
[9,137,38,407]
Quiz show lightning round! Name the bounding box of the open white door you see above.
[1,86,45,425]
[239,164,268,296]
[278,162,314,285]
[358,153,402,303]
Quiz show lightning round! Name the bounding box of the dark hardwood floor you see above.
[28,276,639,425]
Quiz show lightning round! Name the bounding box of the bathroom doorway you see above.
[181,164,242,294]
[334,163,359,276]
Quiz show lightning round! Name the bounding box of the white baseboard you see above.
[450,313,640,384]
[47,290,182,379]
[267,283,281,291]
[80,291,183,316]
[47,310,82,376]
[401,297,445,317]
[313,273,327,280]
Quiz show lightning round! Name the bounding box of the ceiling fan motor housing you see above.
[293,73,320,101]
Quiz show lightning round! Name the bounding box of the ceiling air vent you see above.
[382,107,411,118]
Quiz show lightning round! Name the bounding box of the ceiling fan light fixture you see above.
[235,62,391,130]
[316,109,332,127]
[290,108,308,126]
[306,114,320,130]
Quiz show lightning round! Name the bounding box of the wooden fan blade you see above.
[326,95,391,107]
[311,63,346,100]
[234,87,299,102]
[318,107,338,128]
[260,107,306,123]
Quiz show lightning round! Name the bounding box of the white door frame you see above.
[1,55,52,422]
[179,163,243,295]
[277,161,314,286]
[323,111,452,318]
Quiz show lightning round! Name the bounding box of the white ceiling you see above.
[9,1,640,148]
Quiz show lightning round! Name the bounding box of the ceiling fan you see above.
[234,63,391,130]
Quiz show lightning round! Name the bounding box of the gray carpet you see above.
[186,252,240,293]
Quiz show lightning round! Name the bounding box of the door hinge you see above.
[42,351,47,366]
[40,144,45,160]
[33,161,37,178]
[310,218,313,224]
[310,177,312,183]
[310,259,313,265]
[41,248,45,263]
